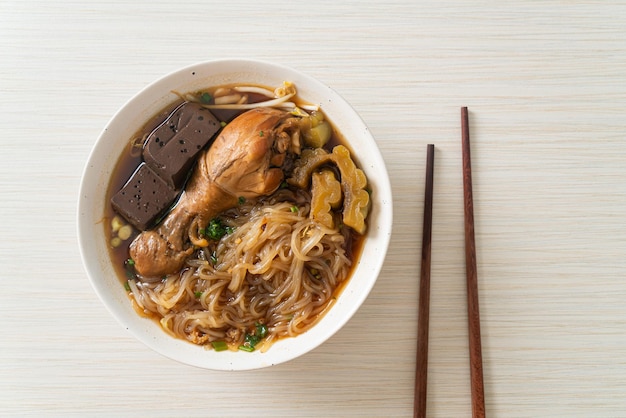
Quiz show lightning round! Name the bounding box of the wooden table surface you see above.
[2,1,625,416]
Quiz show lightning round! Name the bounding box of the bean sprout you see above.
[174,82,319,111]
[201,92,297,110]
[233,86,276,97]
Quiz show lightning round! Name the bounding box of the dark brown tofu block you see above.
[111,163,179,231]
[143,102,220,188]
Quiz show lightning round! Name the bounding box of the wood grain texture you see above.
[1,1,626,417]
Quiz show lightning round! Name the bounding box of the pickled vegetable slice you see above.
[331,145,369,234]
[288,145,370,234]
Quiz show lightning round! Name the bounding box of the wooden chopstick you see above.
[414,144,435,418]
[461,107,486,418]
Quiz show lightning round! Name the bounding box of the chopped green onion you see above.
[238,196,246,205]
[238,323,268,353]
[203,218,228,240]
[290,205,298,213]
[255,322,268,338]
[210,251,218,265]
[200,92,212,104]
[259,130,264,137]
[211,341,228,352]
[124,259,137,280]
[245,333,261,347]
[238,345,255,352]
[123,281,131,292]
[220,121,227,127]
[279,180,289,189]
[194,291,203,298]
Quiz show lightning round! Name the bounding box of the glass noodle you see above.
[128,189,356,352]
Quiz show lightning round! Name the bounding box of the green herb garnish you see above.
[238,345,255,352]
[211,341,228,352]
[200,92,212,104]
[124,258,137,280]
[255,322,268,338]
[238,323,268,353]
[203,218,230,241]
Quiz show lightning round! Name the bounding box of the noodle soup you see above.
[105,82,369,353]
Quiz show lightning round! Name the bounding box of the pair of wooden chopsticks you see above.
[414,108,485,418]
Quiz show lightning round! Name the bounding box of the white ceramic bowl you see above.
[77,59,392,370]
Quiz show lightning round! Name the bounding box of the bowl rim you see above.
[77,58,393,370]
